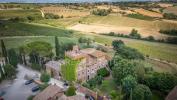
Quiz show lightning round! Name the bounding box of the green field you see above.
[1,19,177,64]
[0,21,73,37]
[0,36,78,50]
[0,13,177,63]
[34,17,82,27]
[35,15,177,30]
[126,14,154,21]
[0,9,41,19]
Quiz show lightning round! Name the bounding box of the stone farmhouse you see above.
[65,45,110,81]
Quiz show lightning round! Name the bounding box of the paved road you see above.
[0,64,40,100]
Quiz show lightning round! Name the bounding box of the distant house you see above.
[166,86,177,100]
[45,60,64,80]
[65,45,110,81]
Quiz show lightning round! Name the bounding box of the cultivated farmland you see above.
[69,15,177,39]
[0,21,73,37]
[163,6,177,15]
[41,6,90,18]
[134,8,163,18]
[0,9,41,19]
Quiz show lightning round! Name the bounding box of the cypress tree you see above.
[19,47,27,65]
[1,40,8,63]
[29,51,39,64]
[55,36,60,58]
[18,51,23,64]
[8,49,18,67]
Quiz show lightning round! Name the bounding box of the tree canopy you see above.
[23,41,52,57]
[112,55,136,85]
[121,75,137,98]
[132,84,152,100]
[40,72,50,83]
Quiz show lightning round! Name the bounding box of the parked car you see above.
[85,94,95,100]
[63,82,69,86]
[25,79,34,85]
[31,86,40,92]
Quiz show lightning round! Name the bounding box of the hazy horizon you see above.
[0,0,160,3]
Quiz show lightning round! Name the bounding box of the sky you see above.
[0,0,160,3]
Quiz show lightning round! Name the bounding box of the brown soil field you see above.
[67,15,177,39]
[163,6,177,15]
[41,6,90,17]
[134,8,163,18]
[158,3,173,8]
[68,23,167,39]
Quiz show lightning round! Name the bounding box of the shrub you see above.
[144,36,155,41]
[3,64,16,78]
[166,37,177,44]
[31,63,41,71]
[97,68,110,77]
[87,75,103,89]
[27,16,35,21]
[117,46,144,60]
[45,13,60,19]
[92,9,111,16]
[163,13,177,20]
[27,95,35,100]
[65,86,76,96]
[112,40,124,50]
[159,29,177,36]
[121,75,137,96]
[143,73,177,94]
[39,83,49,91]
[40,72,50,83]
[132,84,152,100]
[129,29,141,39]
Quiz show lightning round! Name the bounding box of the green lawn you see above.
[61,57,80,81]
[0,21,73,37]
[98,79,118,95]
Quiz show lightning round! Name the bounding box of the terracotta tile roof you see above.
[33,85,64,100]
[66,95,86,100]
[166,86,177,100]
[58,94,86,100]
[81,48,106,58]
